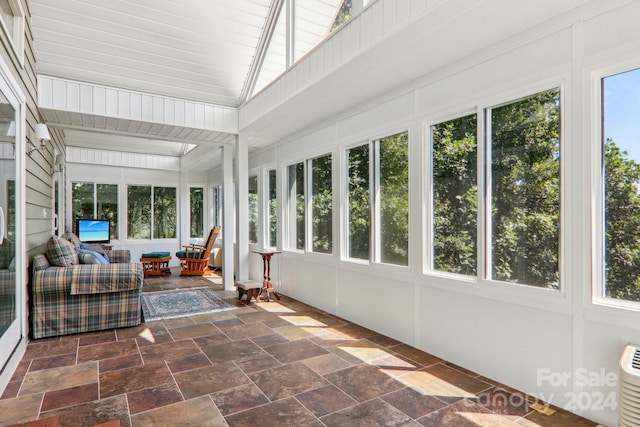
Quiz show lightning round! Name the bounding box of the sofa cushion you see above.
[46,235,79,267]
[62,232,82,248]
[77,248,110,264]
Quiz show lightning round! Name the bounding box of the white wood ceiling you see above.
[29,0,347,167]
[30,0,273,106]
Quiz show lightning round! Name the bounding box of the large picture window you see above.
[127,185,176,239]
[310,154,332,254]
[72,182,118,240]
[431,114,478,276]
[602,68,640,302]
[487,88,560,289]
[347,144,370,260]
[346,131,409,266]
[287,162,305,250]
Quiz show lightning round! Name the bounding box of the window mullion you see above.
[372,140,381,264]
[481,108,491,282]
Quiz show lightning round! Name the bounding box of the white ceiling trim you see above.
[38,75,238,136]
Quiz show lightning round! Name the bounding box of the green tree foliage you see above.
[605,140,640,301]
[432,115,477,275]
[348,144,370,259]
[380,132,409,265]
[153,187,176,239]
[72,181,94,233]
[268,170,277,247]
[97,184,118,240]
[312,155,333,253]
[128,185,151,239]
[190,187,204,238]
[248,176,258,243]
[490,89,560,288]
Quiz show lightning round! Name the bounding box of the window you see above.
[602,68,640,302]
[287,162,305,250]
[71,182,118,240]
[248,175,258,244]
[267,169,277,248]
[346,131,409,266]
[431,114,478,276]
[212,185,222,227]
[127,185,176,239]
[379,133,409,265]
[190,187,204,238]
[347,144,370,260]
[310,154,332,253]
[487,89,560,289]
[0,0,24,66]
[153,187,176,239]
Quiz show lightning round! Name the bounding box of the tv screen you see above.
[76,219,110,244]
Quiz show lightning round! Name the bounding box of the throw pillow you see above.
[61,231,82,248]
[46,235,79,267]
[80,243,107,256]
[76,248,110,264]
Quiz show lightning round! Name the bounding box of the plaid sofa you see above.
[31,248,144,339]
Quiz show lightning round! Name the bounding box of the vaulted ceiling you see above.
[29,0,345,167]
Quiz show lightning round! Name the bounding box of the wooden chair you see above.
[176,226,220,276]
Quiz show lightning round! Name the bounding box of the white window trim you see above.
[0,0,24,67]
[419,82,567,303]
[341,128,411,268]
[592,61,640,313]
[424,109,479,281]
[263,166,277,249]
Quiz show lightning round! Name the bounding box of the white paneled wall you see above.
[38,76,237,133]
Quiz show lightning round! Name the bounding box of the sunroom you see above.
[0,0,640,425]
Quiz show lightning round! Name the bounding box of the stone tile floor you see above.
[0,269,600,426]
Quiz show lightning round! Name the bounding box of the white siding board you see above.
[80,84,92,112]
[52,78,66,109]
[93,86,106,115]
[141,94,153,121]
[105,88,118,116]
[130,93,142,120]
[66,82,79,112]
[118,91,130,117]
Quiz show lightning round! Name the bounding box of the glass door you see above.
[0,72,21,372]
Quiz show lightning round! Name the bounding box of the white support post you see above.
[222,144,235,291]
[236,134,250,282]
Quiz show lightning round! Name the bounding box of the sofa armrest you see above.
[105,250,130,263]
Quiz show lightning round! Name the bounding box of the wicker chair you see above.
[176,226,220,276]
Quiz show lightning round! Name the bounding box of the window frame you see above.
[71,181,119,241]
[342,129,410,267]
[425,110,479,280]
[189,186,204,239]
[126,184,177,241]
[264,167,278,249]
[420,83,566,301]
[0,0,24,67]
[593,63,640,311]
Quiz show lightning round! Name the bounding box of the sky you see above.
[603,68,640,163]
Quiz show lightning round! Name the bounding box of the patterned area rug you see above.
[141,287,235,321]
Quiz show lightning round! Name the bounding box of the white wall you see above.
[245,2,640,425]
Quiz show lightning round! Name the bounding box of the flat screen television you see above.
[76,219,110,244]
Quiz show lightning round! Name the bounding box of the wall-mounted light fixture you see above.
[27,123,51,156]
[51,152,65,174]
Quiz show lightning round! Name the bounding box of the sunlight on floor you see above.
[257,302,295,313]
[280,315,328,327]
[395,370,476,400]
[458,411,520,426]
[137,328,156,344]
